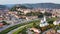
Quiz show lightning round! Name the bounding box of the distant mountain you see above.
[3,3,60,9]
[22,3,60,9]
[5,4,16,9]
[0,5,7,10]
[5,4,32,9]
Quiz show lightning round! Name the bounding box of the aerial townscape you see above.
[0,3,60,34]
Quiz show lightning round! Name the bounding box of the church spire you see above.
[39,16,49,27]
[44,16,46,21]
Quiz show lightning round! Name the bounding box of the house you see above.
[45,29,60,34]
[46,29,57,34]
[26,16,38,21]
[0,23,4,27]
[57,30,60,34]
[57,30,60,33]
[16,8,31,14]
[30,28,41,34]
[18,16,26,19]
[8,11,17,14]
[52,14,56,18]
[0,17,4,20]
[23,9,31,14]
[40,10,45,14]
[39,16,49,27]
[53,20,60,25]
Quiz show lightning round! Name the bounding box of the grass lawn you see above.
[13,23,33,34]
[47,17,57,21]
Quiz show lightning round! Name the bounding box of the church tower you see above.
[44,16,46,21]
[39,16,49,27]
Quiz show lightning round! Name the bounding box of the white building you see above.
[57,30,60,33]
[53,20,60,25]
[39,16,49,27]
[30,28,41,34]
[40,10,45,14]
[26,16,38,21]
[24,9,31,14]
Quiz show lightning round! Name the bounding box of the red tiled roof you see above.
[0,23,3,27]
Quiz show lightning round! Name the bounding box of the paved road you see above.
[7,23,29,34]
[0,19,29,32]
[0,18,39,32]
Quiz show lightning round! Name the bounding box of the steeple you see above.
[40,16,46,23]
[44,16,46,21]
[39,16,49,27]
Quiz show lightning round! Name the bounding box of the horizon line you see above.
[1,2,60,5]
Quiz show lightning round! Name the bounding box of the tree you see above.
[38,13,43,18]
[48,20,54,24]
[26,12,43,16]
[44,12,52,16]
[10,6,17,11]
[2,21,7,25]
[10,5,28,11]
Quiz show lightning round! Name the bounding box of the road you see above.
[0,18,39,32]
[0,19,29,32]
[7,23,30,34]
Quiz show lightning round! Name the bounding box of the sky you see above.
[0,0,60,4]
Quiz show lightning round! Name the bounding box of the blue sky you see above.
[0,0,60,4]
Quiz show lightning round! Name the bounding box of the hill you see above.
[4,3,60,9]
[22,3,60,9]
